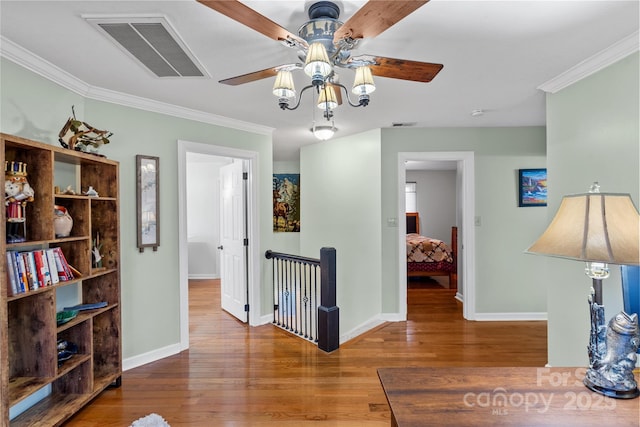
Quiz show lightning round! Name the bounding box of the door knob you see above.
[217,245,223,250]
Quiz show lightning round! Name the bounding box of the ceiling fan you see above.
[197,0,443,137]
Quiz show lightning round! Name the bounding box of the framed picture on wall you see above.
[518,168,547,207]
[136,155,160,251]
[273,174,300,232]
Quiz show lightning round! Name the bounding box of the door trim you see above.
[177,140,260,351]
[397,151,476,320]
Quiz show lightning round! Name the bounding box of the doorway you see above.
[397,151,476,320]
[177,140,261,351]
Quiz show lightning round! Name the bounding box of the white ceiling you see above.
[1,1,638,160]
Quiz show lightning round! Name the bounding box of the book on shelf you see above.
[5,247,74,295]
[15,251,27,294]
[34,250,52,287]
[23,251,38,290]
[6,251,27,295]
[6,251,19,296]
[45,248,60,284]
[33,250,45,287]
[53,247,74,281]
[68,264,82,278]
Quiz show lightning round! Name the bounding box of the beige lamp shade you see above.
[317,85,338,111]
[527,193,640,265]
[304,42,332,78]
[352,66,376,95]
[272,70,296,98]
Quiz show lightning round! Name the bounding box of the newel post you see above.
[318,247,339,352]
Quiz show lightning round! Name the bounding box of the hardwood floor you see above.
[64,279,547,426]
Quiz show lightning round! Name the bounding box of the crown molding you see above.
[538,31,639,94]
[84,86,273,135]
[0,36,273,136]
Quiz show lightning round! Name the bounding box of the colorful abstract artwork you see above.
[273,174,300,232]
[519,168,547,207]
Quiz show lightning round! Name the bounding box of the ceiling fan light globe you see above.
[272,70,296,98]
[304,42,332,78]
[352,66,376,95]
[312,124,336,140]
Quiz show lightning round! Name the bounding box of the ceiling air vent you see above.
[391,122,417,127]
[86,16,208,78]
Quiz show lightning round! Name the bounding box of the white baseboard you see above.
[340,316,387,343]
[380,312,405,322]
[261,312,387,344]
[123,342,183,371]
[126,314,271,370]
[474,312,547,321]
[262,312,389,344]
[188,274,219,280]
[257,313,273,326]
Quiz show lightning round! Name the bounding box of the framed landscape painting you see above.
[518,168,547,207]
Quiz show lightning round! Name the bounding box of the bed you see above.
[406,212,458,290]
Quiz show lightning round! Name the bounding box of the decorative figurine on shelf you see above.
[84,186,99,197]
[62,185,76,195]
[92,232,103,269]
[58,105,112,156]
[57,338,78,365]
[5,161,34,243]
[53,205,73,238]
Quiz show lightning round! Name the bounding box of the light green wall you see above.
[1,58,273,359]
[300,130,382,334]
[380,127,548,315]
[1,59,85,144]
[545,52,639,366]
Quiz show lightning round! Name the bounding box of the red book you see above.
[34,250,52,287]
[33,250,45,287]
[52,248,69,281]
[54,247,74,280]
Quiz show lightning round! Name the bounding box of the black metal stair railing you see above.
[265,247,339,352]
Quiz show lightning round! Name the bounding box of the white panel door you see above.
[219,161,247,322]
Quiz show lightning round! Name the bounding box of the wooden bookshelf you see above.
[1,133,121,426]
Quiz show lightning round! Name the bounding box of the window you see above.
[405,182,417,212]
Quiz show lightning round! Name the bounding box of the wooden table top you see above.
[378,367,640,426]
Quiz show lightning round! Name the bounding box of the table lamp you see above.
[527,183,640,399]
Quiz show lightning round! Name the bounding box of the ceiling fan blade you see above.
[354,56,443,83]
[333,1,429,43]
[219,64,301,86]
[197,0,302,45]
